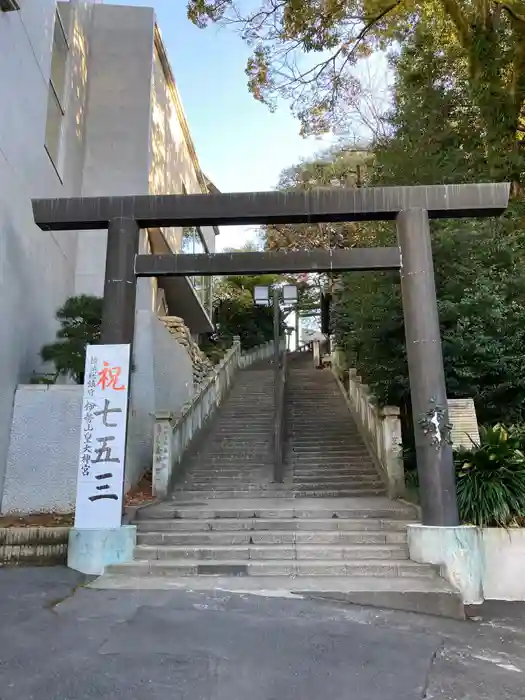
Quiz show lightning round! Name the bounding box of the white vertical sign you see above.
[74,344,131,530]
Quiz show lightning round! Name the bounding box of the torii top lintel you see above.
[32,183,510,231]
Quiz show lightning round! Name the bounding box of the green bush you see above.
[40,295,102,384]
[454,424,525,528]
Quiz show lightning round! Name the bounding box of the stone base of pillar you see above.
[407,524,483,605]
[67,525,136,575]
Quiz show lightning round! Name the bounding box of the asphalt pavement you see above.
[0,567,525,699]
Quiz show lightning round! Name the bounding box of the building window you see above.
[181,226,212,314]
[45,7,70,170]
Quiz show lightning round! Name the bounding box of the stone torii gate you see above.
[32,183,510,528]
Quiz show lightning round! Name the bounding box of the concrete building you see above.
[0,1,217,512]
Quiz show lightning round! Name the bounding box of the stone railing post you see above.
[313,340,321,368]
[152,410,174,499]
[381,406,405,498]
[347,369,357,408]
[334,365,405,498]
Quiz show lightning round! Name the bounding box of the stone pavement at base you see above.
[1,568,525,700]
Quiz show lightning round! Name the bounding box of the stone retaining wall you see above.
[0,527,69,566]
[159,316,213,386]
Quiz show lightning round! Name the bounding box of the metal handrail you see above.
[273,347,288,483]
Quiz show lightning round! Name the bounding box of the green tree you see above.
[264,146,375,251]
[40,295,102,384]
[212,271,283,351]
[188,0,525,187]
[331,25,525,427]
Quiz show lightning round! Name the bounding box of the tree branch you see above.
[440,0,472,48]
[496,1,525,25]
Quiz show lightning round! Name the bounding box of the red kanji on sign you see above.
[97,362,126,391]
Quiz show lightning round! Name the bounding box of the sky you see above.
[109,1,388,249]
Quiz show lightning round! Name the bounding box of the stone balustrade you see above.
[332,358,405,498]
[152,337,277,498]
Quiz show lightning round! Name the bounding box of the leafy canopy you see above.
[188,0,525,186]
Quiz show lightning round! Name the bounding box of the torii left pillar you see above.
[68,217,140,576]
[101,217,141,345]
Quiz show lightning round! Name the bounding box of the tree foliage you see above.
[264,147,375,251]
[212,271,283,351]
[330,25,525,427]
[40,295,102,384]
[255,18,525,430]
[188,0,525,186]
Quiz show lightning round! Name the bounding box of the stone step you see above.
[138,502,418,521]
[88,574,464,620]
[133,543,409,561]
[182,471,271,479]
[207,433,272,439]
[289,448,370,456]
[178,484,278,491]
[106,559,436,578]
[285,437,363,445]
[288,422,351,426]
[291,470,379,478]
[290,461,373,469]
[169,489,385,499]
[289,455,373,461]
[189,456,272,463]
[211,428,272,434]
[291,489,385,498]
[289,462,375,470]
[181,472,272,479]
[292,480,383,490]
[292,481,384,491]
[170,490,295,499]
[185,462,271,469]
[212,419,273,426]
[136,518,415,532]
[136,530,407,546]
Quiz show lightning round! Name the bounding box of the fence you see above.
[152,337,277,498]
[332,356,405,498]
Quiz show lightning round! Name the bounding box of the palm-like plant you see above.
[454,424,525,527]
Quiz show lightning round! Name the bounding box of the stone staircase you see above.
[98,353,463,618]
[286,355,385,497]
[170,362,285,499]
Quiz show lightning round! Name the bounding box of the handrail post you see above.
[273,286,282,482]
[273,286,280,371]
[273,348,286,483]
[152,410,175,499]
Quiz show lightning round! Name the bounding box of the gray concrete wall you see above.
[1,385,83,514]
[1,315,194,514]
[0,1,98,498]
[125,311,194,493]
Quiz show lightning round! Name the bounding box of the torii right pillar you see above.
[397,208,459,526]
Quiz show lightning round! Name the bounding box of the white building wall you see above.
[0,3,216,512]
[0,1,98,496]
[74,3,154,300]
[149,40,216,255]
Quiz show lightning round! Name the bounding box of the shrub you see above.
[40,295,102,384]
[454,424,525,527]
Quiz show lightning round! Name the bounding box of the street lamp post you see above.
[254,282,298,483]
[254,283,298,366]
[273,285,280,371]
